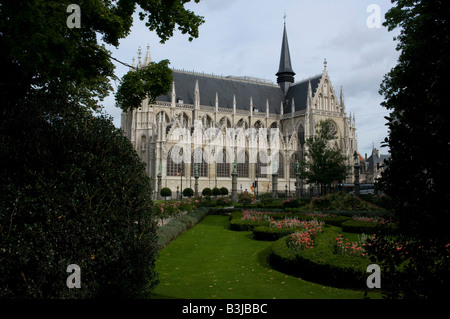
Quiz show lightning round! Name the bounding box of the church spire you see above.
[340,86,346,112]
[276,17,295,95]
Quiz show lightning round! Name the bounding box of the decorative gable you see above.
[312,72,342,113]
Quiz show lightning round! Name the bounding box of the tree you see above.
[160,187,172,200]
[220,187,229,196]
[299,119,349,195]
[368,0,450,299]
[115,60,173,112]
[0,0,204,298]
[202,187,212,198]
[182,188,194,198]
[0,0,205,114]
[1,111,158,298]
[259,193,273,207]
[212,187,221,198]
[237,191,253,208]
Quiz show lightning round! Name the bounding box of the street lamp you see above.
[178,166,184,200]
[353,151,360,196]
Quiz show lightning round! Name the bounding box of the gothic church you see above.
[121,22,358,198]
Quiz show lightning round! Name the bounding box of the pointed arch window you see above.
[216,148,231,178]
[256,150,268,178]
[272,152,284,178]
[167,145,184,176]
[237,150,249,178]
[289,153,299,179]
[191,147,208,177]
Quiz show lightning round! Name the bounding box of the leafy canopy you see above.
[0,0,204,113]
[370,0,450,299]
[115,60,173,112]
[299,119,349,192]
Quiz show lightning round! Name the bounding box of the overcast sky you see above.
[100,0,400,158]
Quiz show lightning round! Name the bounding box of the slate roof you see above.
[284,75,322,113]
[366,151,390,171]
[156,70,285,114]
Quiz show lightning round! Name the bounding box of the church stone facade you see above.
[121,23,358,198]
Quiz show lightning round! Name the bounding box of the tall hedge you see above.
[0,110,159,298]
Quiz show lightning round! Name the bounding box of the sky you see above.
[100,0,400,159]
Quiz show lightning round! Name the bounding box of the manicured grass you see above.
[151,215,381,299]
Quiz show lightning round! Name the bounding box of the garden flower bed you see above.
[269,225,372,288]
[341,215,396,234]
[228,209,395,289]
[253,217,325,241]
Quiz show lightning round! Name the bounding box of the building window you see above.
[255,151,267,178]
[272,152,284,178]
[191,147,208,177]
[289,153,298,179]
[167,146,184,176]
[237,150,249,178]
[216,148,231,178]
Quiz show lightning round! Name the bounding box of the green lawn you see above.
[151,215,381,299]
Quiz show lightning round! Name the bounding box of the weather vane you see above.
[283,10,286,24]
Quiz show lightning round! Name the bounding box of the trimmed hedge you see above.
[341,220,378,234]
[269,225,370,288]
[228,211,268,231]
[341,219,398,235]
[252,226,299,241]
[157,208,208,249]
[294,213,351,227]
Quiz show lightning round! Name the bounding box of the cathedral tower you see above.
[276,21,295,95]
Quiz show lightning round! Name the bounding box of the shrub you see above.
[237,191,254,208]
[183,187,194,198]
[253,226,297,241]
[228,211,269,231]
[270,226,370,288]
[157,208,208,249]
[220,187,229,196]
[0,112,158,298]
[216,197,231,208]
[202,187,212,197]
[212,187,221,197]
[259,193,273,207]
[307,192,384,211]
[160,187,172,199]
[282,196,300,208]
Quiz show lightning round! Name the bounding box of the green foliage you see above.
[300,120,350,194]
[0,112,158,298]
[0,0,204,114]
[212,187,221,197]
[259,193,274,207]
[228,211,269,231]
[220,187,229,196]
[379,0,450,240]
[0,0,205,300]
[253,226,298,241]
[157,208,208,249]
[202,187,212,197]
[183,188,194,197]
[359,194,394,211]
[341,220,377,234]
[138,0,205,43]
[306,192,384,211]
[115,60,173,112]
[375,0,450,298]
[270,226,370,288]
[282,197,301,208]
[160,187,172,198]
[237,191,253,208]
[216,197,231,208]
